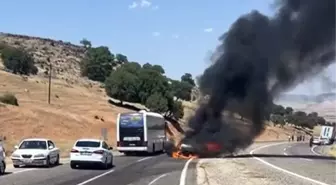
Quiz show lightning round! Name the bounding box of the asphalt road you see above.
[0,153,196,185]
[250,142,336,185]
[2,142,335,185]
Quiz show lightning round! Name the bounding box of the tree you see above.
[181,73,195,87]
[170,80,193,101]
[316,116,326,125]
[122,62,142,74]
[80,46,115,82]
[145,93,169,113]
[80,38,92,49]
[285,107,293,115]
[137,68,170,104]
[115,53,128,64]
[104,69,139,104]
[270,114,285,127]
[271,104,286,116]
[308,112,318,117]
[170,100,184,119]
[143,63,165,74]
[0,45,38,75]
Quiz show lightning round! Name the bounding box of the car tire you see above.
[101,159,108,169]
[108,156,113,168]
[124,152,132,156]
[70,162,77,169]
[55,155,60,165]
[45,156,51,168]
[0,161,5,175]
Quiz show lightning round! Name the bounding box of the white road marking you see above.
[76,169,115,185]
[148,173,168,185]
[250,143,330,185]
[137,157,153,162]
[311,146,321,156]
[179,158,194,185]
[76,156,157,185]
[301,158,313,161]
[12,168,37,174]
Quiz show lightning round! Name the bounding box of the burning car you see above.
[166,140,226,159]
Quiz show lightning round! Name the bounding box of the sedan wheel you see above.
[0,161,5,175]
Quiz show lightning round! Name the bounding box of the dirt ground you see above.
[0,71,136,156]
[0,70,298,157]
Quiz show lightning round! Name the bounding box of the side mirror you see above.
[48,146,53,150]
[14,145,18,149]
[108,146,113,150]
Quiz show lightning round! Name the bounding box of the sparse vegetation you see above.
[270,103,330,130]
[1,32,330,157]
[0,43,38,75]
[0,93,19,106]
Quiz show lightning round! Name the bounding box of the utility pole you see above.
[48,58,52,104]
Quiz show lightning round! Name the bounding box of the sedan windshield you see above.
[19,140,47,149]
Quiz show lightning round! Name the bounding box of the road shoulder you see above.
[196,158,283,185]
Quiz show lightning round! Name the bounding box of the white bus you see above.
[116,110,166,155]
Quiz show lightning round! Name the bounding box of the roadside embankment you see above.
[196,158,283,185]
[316,144,336,157]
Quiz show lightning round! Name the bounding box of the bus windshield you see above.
[119,113,144,128]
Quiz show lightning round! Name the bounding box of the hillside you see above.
[0,33,295,156]
[275,93,336,122]
[0,32,86,83]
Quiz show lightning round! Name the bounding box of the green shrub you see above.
[0,93,19,106]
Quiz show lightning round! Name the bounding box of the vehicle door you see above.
[102,141,112,162]
[47,140,57,163]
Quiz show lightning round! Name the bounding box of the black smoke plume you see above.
[181,0,335,157]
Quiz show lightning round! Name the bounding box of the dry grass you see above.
[0,69,297,157]
[0,71,136,157]
[328,144,336,157]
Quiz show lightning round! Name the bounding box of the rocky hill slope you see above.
[0,32,86,83]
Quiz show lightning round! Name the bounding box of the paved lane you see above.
[0,153,196,185]
[80,154,195,185]
[252,142,336,185]
[0,155,158,185]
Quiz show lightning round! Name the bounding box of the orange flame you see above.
[171,143,199,159]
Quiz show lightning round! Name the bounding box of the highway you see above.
[249,142,336,185]
[0,153,197,185]
[1,143,335,185]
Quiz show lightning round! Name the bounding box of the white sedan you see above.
[11,138,60,168]
[70,139,114,169]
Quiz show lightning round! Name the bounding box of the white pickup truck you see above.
[11,138,60,168]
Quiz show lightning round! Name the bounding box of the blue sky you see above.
[0,0,335,95]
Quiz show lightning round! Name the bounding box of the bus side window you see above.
[146,116,155,129]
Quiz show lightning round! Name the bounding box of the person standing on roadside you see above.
[309,135,313,147]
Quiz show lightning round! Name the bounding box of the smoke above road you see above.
[181,0,335,157]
